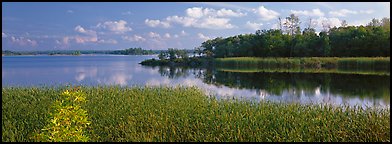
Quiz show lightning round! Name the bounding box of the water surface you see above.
[2,55,389,109]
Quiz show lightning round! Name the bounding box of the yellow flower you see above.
[62,90,70,96]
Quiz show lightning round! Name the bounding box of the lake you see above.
[2,55,390,109]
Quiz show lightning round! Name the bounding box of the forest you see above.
[195,15,390,58]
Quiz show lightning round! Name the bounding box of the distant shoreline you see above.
[2,54,158,56]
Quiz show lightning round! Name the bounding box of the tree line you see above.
[195,15,390,58]
[2,48,159,56]
[109,47,155,55]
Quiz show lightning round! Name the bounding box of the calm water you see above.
[2,55,390,108]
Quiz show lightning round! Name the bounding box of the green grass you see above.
[215,57,390,71]
[217,67,390,76]
[2,86,390,142]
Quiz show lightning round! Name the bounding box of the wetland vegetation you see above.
[2,86,390,142]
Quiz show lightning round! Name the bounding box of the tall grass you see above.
[215,57,390,71]
[31,89,91,142]
[2,86,390,142]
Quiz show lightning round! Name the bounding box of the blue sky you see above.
[2,2,390,51]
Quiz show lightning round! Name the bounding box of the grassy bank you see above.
[217,67,390,76]
[2,86,390,142]
[215,57,390,71]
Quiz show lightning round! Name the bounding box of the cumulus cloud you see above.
[290,9,324,17]
[147,7,241,30]
[329,9,374,17]
[164,33,171,38]
[245,21,263,31]
[198,33,211,40]
[145,19,170,28]
[74,25,96,35]
[10,36,38,47]
[166,15,235,29]
[253,6,280,21]
[2,32,7,38]
[98,39,118,44]
[314,17,342,29]
[166,15,197,27]
[74,36,98,44]
[197,16,235,29]
[186,7,208,18]
[186,7,246,18]
[148,32,161,39]
[67,10,74,13]
[122,35,146,42]
[96,20,132,34]
[74,25,98,43]
[329,9,357,17]
[359,10,374,14]
[217,8,247,17]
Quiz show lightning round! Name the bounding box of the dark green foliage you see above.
[196,17,390,58]
[108,47,155,55]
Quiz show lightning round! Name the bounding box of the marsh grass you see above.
[215,57,390,71]
[30,88,91,142]
[2,86,390,142]
[217,67,390,76]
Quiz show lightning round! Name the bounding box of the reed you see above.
[215,57,390,71]
[2,86,390,142]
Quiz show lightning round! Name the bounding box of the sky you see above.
[2,2,390,51]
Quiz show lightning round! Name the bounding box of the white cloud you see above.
[157,7,240,30]
[74,25,98,44]
[245,21,263,31]
[145,19,170,28]
[74,36,98,44]
[168,16,235,29]
[10,36,37,47]
[96,20,132,34]
[196,16,235,29]
[315,17,342,29]
[186,7,246,18]
[2,32,7,38]
[74,25,96,36]
[193,2,253,12]
[217,8,247,17]
[328,9,373,17]
[174,34,179,38]
[164,33,171,38]
[198,33,210,40]
[329,9,357,17]
[359,10,374,14]
[186,7,207,18]
[148,32,161,39]
[67,10,74,13]
[166,15,197,27]
[98,39,118,44]
[122,35,146,42]
[350,19,369,26]
[290,9,324,17]
[75,25,86,33]
[253,6,280,21]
